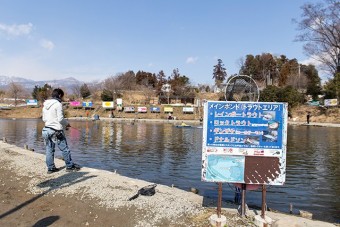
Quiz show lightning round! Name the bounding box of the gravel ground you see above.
[0,141,257,226]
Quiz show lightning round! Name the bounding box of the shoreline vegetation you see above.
[1,104,339,127]
[0,141,337,226]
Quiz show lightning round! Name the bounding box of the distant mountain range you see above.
[0,75,84,92]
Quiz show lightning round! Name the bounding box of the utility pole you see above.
[337,53,340,74]
[298,64,301,91]
[336,53,340,101]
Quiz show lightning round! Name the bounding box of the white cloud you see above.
[299,56,322,67]
[186,56,198,64]
[148,62,154,67]
[0,23,33,37]
[40,39,55,51]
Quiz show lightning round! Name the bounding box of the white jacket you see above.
[42,99,69,130]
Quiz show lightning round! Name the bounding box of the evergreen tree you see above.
[212,59,227,87]
[80,83,91,99]
[32,84,52,102]
[156,70,167,94]
[323,73,340,99]
[301,65,322,100]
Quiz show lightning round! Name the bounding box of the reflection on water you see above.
[0,119,339,223]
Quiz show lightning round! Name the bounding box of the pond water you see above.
[0,118,339,223]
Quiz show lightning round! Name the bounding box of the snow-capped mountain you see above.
[0,75,84,91]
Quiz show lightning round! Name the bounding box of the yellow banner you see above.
[164,107,173,112]
[102,102,114,108]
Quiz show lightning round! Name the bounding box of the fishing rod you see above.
[66,125,81,132]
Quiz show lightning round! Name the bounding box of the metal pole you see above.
[261,184,266,219]
[241,183,246,216]
[215,182,223,227]
[217,182,222,218]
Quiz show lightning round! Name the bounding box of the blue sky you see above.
[0,0,322,85]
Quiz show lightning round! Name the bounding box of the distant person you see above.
[168,113,173,120]
[306,112,311,124]
[94,114,100,120]
[42,88,81,174]
[86,110,90,118]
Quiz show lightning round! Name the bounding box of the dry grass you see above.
[290,105,340,123]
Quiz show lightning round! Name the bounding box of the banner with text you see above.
[202,101,288,185]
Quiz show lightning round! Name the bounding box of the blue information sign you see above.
[202,101,288,185]
[206,102,285,150]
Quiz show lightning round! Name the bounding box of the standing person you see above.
[42,88,81,174]
[306,112,311,124]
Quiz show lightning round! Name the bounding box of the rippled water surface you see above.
[0,119,339,222]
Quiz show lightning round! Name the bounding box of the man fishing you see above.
[42,88,81,174]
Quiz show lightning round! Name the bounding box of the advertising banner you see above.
[202,101,288,185]
[117,98,123,110]
[183,107,194,113]
[137,106,147,113]
[82,101,93,108]
[324,99,338,107]
[26,99,38,106]
[150,107,160,113]
[70,101,81,107]
[0,103,11,109]
[124,106,135,112]
[102,102,114,108]
[164,107,173,113]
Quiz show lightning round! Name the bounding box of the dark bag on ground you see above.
[128,184,157,201]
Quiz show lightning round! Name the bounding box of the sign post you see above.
[241,183,246,216]
[261,185,266,219]
[202,101,288,224]
[217,182,222,222]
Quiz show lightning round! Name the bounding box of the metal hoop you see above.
[224,75,259,102]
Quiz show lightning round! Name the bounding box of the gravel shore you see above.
[0,141,337,227]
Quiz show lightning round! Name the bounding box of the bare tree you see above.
[294,0,340,75]
[71,84,82,99]
[88,81,102,101]
[236,57,245,74]
[0,89,5,98]
[7,82,26,106]
[286,72,308,91]
[138,85,155,104]
[101,75,124,101]
[118,71,136,90]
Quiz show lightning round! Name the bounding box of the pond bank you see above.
[0,141,337,227]
[288,120,340,128]
[71,116,340,128]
